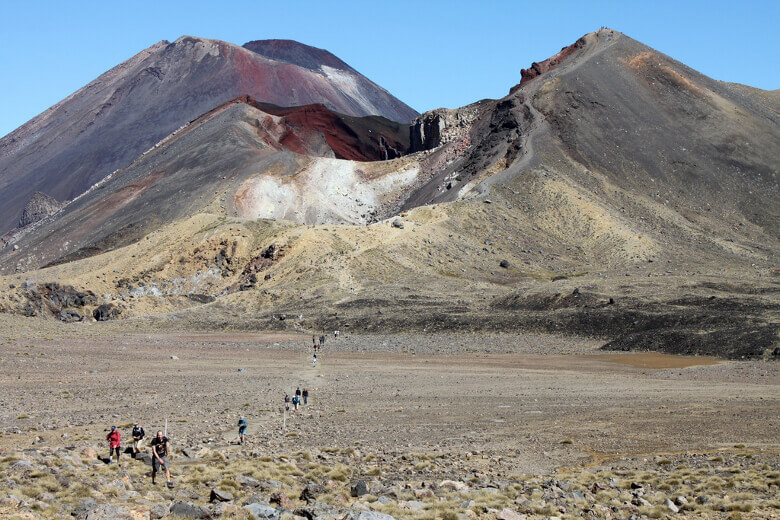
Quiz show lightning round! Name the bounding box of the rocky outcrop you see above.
[409,104,483,153]
[18,192,65,228]
[517,36,586,87]
[409,112,446,152]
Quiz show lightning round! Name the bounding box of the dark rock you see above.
[300,482,327,503]
[93,303,121,321]
[60,309,83,323]
[269,491,295,510]
[187,294,216,304]
[210,488,234,503]
[350,479,369,497]
[499,260,510,268]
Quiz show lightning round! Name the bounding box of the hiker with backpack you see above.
[106,426,121,465]
[302,388,309,405]
[150,430,173,488]
[284,393,291,412]
[292,394,300,411]
[131,423,145,455]
[238,416,247,444]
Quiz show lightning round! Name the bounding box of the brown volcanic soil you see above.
[0,321,777,474]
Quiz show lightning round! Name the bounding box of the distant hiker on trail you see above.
[238,416,247,444]
[312,353,318,367]
[302,388,309,405]
[319,335,325,347]
[312,335,317,347]
[150,430,173,488]
[334,330,339,339]
[295,387,301,399]
[292,394,300,411]
[131,423,145,455]
[284,393,291,412]
[106,426,121,464]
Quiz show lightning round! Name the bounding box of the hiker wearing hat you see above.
[237,416,247,444]
[106,426,121,464]
[150,430,173,488]
[131,423,145,455]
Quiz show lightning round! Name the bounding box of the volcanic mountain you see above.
[0,29,777,359]
[0,36,417,235]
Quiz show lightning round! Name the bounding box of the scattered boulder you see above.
[497,509,526,520]
[210,488,234,503]
[244,503,279,520]
[269,492,295,510]
[169,501,211,519]
[350,480,369,497]
[391,218,404,229]
[299,482,326,503]
[150,503,169,519]
[499,260,511,268]
[236,475,261,489]
[92,303,120,321]
[76,503,122,520]
[664,498,679,513]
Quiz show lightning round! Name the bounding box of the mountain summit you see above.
[0,29,777,359]
[0,36,417,235]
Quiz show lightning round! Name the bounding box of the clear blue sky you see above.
[1,0,778,137]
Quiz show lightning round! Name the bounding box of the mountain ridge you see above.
[0,28,777,359]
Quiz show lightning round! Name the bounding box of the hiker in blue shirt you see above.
[237,416,247,444]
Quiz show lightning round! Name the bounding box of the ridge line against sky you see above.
[1,0,778,138]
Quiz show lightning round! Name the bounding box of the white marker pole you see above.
[164,418,168,437]
[282,409,286,431]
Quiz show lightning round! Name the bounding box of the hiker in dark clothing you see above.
[319,335,325,347]
[292,394,300,411]
[131,423,145,454]
[284,393,291,412]
[106,426,121,464]
[302,388,309,405]
[295,387,301,399]
[150,430,173,487]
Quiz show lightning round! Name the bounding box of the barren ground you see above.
[1,320,778,519]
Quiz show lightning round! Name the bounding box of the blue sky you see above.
[1,0,778,137]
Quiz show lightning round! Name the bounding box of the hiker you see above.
[312,335,316,347]
[131,423,145,454]
[238,416,247,444]
[295,387,301,399]
[106,426,121,464]
[302,388,309,405]
[334,330,339,339]
[150,430,173,488]
[319,335,325,347]
[292,394,300,411]
[284,393,291,412]
[312,353,317,367]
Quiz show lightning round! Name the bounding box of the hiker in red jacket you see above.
[106,426,121,465]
